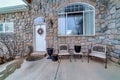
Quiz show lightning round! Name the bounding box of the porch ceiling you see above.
[0,0,28,14]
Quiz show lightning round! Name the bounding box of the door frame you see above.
[33,23,46,52]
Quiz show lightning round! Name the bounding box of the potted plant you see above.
[47,42,54,59]
[74,45,81,53]
[51,54,58,61]
[47,48,53,59]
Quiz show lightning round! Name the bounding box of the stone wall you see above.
[0,11,33,56]
[31,0,96,50]
[31,0,106,50]
[108,0,120,59]
[0,0,120,61]
[31,0,120,60]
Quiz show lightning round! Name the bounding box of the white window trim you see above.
[58,10,95,36]
[83,11,85,35]
[58,2,95,36]
[0,22,14,33]
[0,23,5,33]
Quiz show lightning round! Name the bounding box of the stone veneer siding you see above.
[0,11,33,56]
[0,0,120,61]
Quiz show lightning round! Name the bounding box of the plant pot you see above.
[51,55,58,61]
[74,45,81,53]
[47,48,53,59]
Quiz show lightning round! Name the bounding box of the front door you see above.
[35,24,46,52]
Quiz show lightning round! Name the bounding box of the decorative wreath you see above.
[37,28,44,35]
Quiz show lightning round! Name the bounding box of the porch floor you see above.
[4,57,120,80]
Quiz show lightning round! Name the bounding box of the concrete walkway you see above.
[3,58,120,80]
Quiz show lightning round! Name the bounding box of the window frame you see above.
[58,2,95,36]
[0,23,4,33]
[0,22,14,33]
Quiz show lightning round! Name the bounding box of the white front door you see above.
[35,24,46,52]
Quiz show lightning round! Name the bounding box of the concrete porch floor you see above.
[3,57,120,80]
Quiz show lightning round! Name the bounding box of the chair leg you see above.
[58,56,61,63]
[69,55,72,62]
[88,55,90,63]
[81,55,83,62]
[58,56,60,63]
[74,55,76,62]
[105,58,107,69]
[79,55,83,62]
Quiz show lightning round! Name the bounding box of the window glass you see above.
[58,3,95,36]
[59,3,93,13]
[0,22,14,33]
[58,14,66,35]
[84,11,94,35]
[5,22,14,32]
[0,24,3,32]
[67,13,83,35]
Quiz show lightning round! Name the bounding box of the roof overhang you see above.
[0,0,29,14]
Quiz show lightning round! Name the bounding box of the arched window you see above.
[58,2,95,36]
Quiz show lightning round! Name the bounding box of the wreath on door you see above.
[37,28,44,35]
